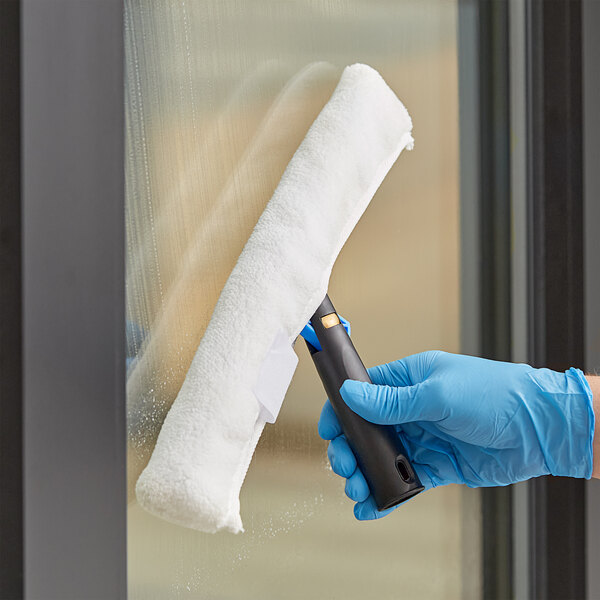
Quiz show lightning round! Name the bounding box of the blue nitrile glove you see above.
[318,351,595,521]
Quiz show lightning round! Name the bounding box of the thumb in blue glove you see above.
[318,351,595,521]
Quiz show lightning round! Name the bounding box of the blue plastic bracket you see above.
[299,314,351,352]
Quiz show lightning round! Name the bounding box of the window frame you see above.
[0,0,24,597]
[524,1,586,597]
[460,1,589,597]
[0,1,126,598]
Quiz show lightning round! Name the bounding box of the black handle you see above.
[306,296,424,511]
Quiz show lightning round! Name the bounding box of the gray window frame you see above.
[1,1,126,598]
[460,1,591,598]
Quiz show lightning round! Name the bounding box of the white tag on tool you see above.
[253,329,299,423]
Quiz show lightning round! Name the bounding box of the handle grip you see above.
[306,296,424,511]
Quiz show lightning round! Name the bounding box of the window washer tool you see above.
[135,63,415,533]
[301,296,423,511]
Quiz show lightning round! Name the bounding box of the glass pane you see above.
[125,1,481,597]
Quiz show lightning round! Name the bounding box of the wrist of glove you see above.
[318,351,595,521]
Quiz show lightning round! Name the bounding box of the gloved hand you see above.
[318,351,594,520]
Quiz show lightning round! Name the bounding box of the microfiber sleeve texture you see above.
[135,63,414,533]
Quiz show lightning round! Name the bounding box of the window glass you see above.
[125,1,480,597]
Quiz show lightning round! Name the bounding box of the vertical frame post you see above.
[478,2,514,597]
[459,1,513,597]
[0,1,23,597]
[583,1,600,597]
[21,1,126,597]
[525,1,586,598]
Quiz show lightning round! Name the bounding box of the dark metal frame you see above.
[583,1,600,598]
[478,4,513,596]
[0,1,24,598]
[1,1,126,598]
[478,0,512,365]
[459,1,514,597]
[525,1,586,598]
[460,1,588,597]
